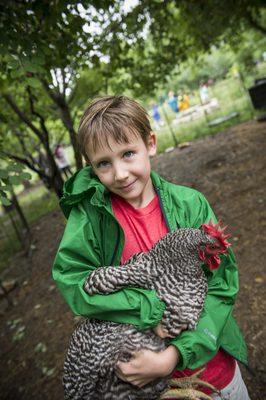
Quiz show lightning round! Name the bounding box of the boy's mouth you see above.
[118,179,137,191]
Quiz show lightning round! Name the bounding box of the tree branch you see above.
[2,94,44,141]
[2,151,44,177]
[13,129,36,166]
[26,86,50,142]
[41,77,65,107]
[61,67,66,98]
[246,12,266,35]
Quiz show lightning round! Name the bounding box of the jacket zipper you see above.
[155,186,172,232]
[110,222,121,266]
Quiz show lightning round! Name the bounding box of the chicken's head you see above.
[198,220,231,270]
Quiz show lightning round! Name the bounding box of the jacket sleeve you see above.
[52,204,165,330]
[170,192,239,369]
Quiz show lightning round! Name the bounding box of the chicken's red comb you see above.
[201,220,231,250]
[199,221,231,270]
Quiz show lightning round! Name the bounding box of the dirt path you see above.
[0,120,265,400]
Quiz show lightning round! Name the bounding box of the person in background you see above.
[54,144,72,179]
[199,83,209,104]
[178,93,190,112]
[168,90,179,117]
[151,102,164,129]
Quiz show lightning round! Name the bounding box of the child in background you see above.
[168,90,179,117]
[151,102,164,129]
[54,144,72,178]
[53,95,250,399]
[199,83,209,104]
[178,93,190,112]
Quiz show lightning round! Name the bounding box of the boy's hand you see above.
[153,323,173,338]
[115,345,179,388]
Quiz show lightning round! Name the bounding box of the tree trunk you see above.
[51,170,64,198]
[59,102,83,170]
[11,190,30,234]
[45,143,65,197]
[4,191,31,252]
[40,80,83,170]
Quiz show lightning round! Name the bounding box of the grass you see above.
[19,185,58,224]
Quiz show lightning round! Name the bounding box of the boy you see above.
[53,95,250,399]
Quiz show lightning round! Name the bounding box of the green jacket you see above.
[52,167,248,369]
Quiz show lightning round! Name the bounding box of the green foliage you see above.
[1,0,264,99]
[0,0,265,187]
[69,67,107,111]
[0,159,31,206]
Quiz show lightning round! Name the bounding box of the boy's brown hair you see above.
[78,95,152,162]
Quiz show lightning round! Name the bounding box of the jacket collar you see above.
[59,166,167,218]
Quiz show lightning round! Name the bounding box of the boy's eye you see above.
[96,160,110,169]
[123,151,135,158]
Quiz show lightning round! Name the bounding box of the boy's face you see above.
[87,132,157,208]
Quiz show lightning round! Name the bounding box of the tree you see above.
[0,81,66,198]
[0,0,265,189]
[0,1,118,172]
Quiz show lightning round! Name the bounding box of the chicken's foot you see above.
[159,368,220,400]
[159,387,213,399]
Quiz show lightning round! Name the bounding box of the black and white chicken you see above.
[63,221,230,400]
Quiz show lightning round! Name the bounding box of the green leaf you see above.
[8,58,20,69]
[32,53,45,65]
[20,172,32,180]
[10,69,23,79]
[1,184,13,191]
[0,170,8,179]
[7,163,24,173]
[12,325,26,342]
[9,175,22,185]
[0,194,11,206]
[35,342,47,353]
[26,77,40,88]
[42,366,55,377]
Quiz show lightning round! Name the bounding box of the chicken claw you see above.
[160,387,213,399]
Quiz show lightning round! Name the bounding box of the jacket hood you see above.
[59,166,166,219]
[59,166,108,218]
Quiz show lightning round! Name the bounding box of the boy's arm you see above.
[170,191,242,369]
[52,205,165,330]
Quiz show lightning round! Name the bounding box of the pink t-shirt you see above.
[111,193,236,393]
[111,193,168,264]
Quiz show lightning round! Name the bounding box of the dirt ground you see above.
[0,120,265,400]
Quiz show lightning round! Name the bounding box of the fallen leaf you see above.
[35,342,47,353]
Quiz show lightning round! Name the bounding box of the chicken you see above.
[63,221,230,400]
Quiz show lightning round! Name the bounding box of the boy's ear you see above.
[147,131,157,156]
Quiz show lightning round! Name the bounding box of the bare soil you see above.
[0,120,265,400]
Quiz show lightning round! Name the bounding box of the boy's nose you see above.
[114,163,129,181]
